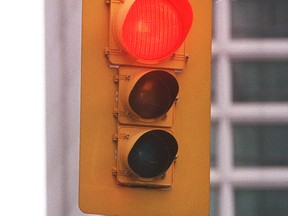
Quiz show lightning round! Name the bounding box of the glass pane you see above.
[231,0,288,38]
[210,187,218,216]
[234,124,288,166]
[210,123,217,167]
[235,189,288,216]
[232,60,288,102]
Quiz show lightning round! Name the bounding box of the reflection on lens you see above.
[128,130,178,178]
[129,70,179,119]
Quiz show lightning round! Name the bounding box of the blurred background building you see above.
[46,0,288,215]
[210,1,288,216]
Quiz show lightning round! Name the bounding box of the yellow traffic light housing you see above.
[115,67,179,187]
[79,0,211,215]
[115,127,177,187]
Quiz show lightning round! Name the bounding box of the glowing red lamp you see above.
[113,0,193,62]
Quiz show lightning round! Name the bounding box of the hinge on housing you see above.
[104,48,120,69]
[104,47,110,58]
[113,108,118,118]
[113,133,130,141]
[109,64,120,69]
[112,133,118,142]
[113,74,119,83]
[105,47,125,57]
[108,0,125,4]
[112,168,117,176]
[114,73,132,82]
[173,52,189,61]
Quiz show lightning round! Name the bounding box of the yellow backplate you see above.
[79,0,212,215]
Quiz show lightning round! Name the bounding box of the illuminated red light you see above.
[121,0,193,61]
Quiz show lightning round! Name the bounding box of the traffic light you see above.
[79,0,211,215]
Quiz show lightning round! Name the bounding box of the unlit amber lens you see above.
[129,70,179,119]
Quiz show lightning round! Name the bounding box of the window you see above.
[233,124,288,166]
[235,189,288,216]
[211,0,288,216]
[232,60,288,102]
[231,0,288,38]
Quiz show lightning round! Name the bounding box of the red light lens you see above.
[122,0,193,61]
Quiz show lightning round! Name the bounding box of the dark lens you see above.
[128,130,178,178]
[129,71,179,119]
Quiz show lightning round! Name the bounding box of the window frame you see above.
[211,1,288,216]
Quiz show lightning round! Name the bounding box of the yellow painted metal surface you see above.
[79,0,212,215]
